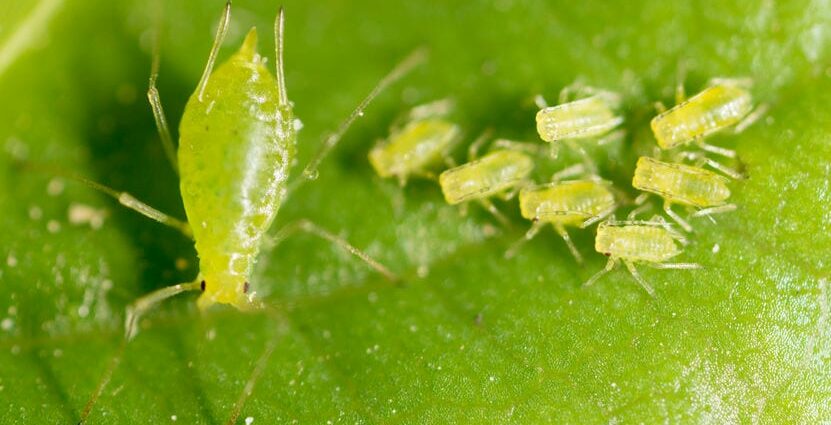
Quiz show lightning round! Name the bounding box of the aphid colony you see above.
[370,78,762,296]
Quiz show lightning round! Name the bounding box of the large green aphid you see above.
[78,3,423,422]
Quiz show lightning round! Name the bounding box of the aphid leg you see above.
[301,48,428,181]
[225,314,280,425]
[695,139,737,159]
[653,101,667,114]
[627,203,652,220]
[477,198,511,227]
[565,140,598,176]
[551,163,586,182]
[554,223,584,264]
[146,7,178,173]
[692,203,737,218]
[581,205,616,229]
[491,139,546,156]
[499,185,523,201]
[80,280,203,422]
[674,62,687,104]
[663,201,693,233]
[534,94,549,109]
[623,260,656,297]
[196,1,232,102]
[548,142,560,159]
[584,257,616,287]
[734,103,770,134]
[125,280,203,340]
[505,220,545,259]
[467,128,494,161]
[596,129,626,147]
[267,219,398,281]
[695,153,745,179]
[647,262,701,270]
[64,173,192,237]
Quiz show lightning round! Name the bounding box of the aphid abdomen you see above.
[595,223,681,263]
[178,29,295,309]
[536,95,622,142]
[632,157,731,207]
[369,119,459,179]
[519,180,614,225]
[439,150,533,204]
[651,84,752,149]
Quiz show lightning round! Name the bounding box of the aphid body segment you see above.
[179,29,292,310]
[369,100,461,185]
[632,156,735,232]
[439,150,533,205]
[651,81,753,150]
[586,220,699,296]
[511,180,615,263]
[536,93,623,143]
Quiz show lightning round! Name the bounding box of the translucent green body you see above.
[595,223,681,263]
[369,118,460,181]
[519,180,614,225]
[651,83,752,149]
[632,157,730,208]
[438,150,533,204]
[178,30,295,310]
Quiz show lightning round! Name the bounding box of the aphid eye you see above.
[243,281,250,294]
[604,253,611,257]
[200,280,206,291]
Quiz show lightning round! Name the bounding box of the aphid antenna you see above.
[467,128,495,161]
[274,6,288,106]
[146,0,178,173]
[196,0,232,102]
[734,102,769,134]
[299,46,429,183]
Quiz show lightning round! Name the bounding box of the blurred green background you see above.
[1,0,830,423]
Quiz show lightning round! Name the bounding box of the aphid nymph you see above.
[535,82,624,172]
[584,220,700,297]
[438,132,535,225]
[632,156,735,232]
[369,99,461,186]
[508,178,616,263]
[651,78,766,158]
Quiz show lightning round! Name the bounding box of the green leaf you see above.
[2,0,830,423]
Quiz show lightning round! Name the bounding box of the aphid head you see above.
[196,274,261,312]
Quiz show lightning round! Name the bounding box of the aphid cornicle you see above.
[651,78,764,158]
[369,99,461,185]
[632,156,735,232]
[508,179,616,263]
[438,148,534,225]
[79,4,423,422]
[584,220,700,297]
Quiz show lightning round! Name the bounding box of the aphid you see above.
[632,156,735,232]
[438,143,534,225]
[368,99,461,185]
[78,4,423,422]
[651,78,766,158]
[507,178,616,263]
[535,83,624,172]
[584,220,700,297]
